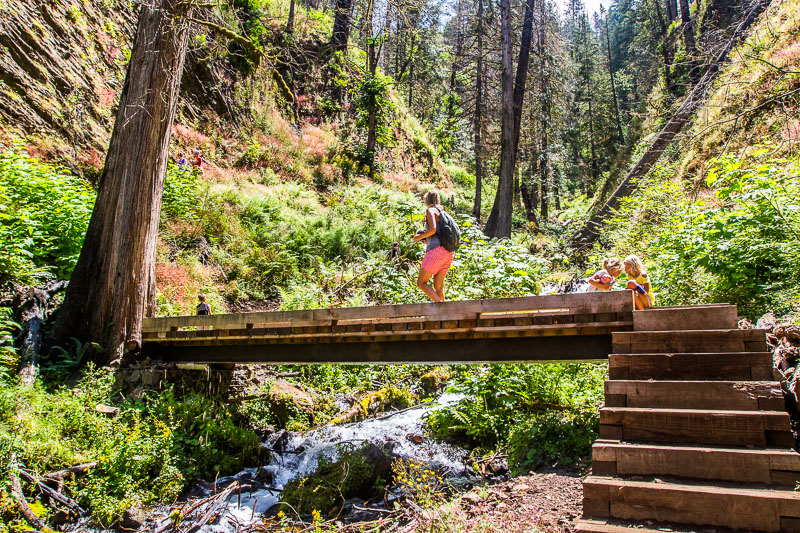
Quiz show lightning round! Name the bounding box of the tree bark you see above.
[679,0,700,85]
[666,0,679,21]
[484,0,534,238]
[331,0,353,52]
[482,0,514,238]
[50,0,193,365]
[287,0,296,34]
[366,41,379,174]
[472,0,485,222]
[603,7,624,144]
[570,0,769,249]
[650,0,674,93]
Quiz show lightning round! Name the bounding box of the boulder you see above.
[268,380,315,426]
[279,443,392,516]
[120,504,147,530]
[419,367,451,396]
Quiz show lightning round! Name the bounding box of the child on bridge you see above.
[587,257,623,292]
[624,255,655,310]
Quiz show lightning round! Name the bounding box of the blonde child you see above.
[623,255,655,310]
[587,257,623,292]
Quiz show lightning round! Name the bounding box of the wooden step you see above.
[591,440,800,486]
[575,518,719,533]
[604,380,784,410]
[633,305,738,332]
[613,329,767,354]
[609,352,774,381]
[599,407,792,447]
[583,476,800,532]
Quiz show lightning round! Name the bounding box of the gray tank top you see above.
[425,208,441,252]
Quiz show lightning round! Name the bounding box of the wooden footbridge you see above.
[141,292,800,532]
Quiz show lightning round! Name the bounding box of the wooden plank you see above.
[142,292,635,332]
[599,407,791,447]
[608,352,773,381]
[582,476,800,532]
[141,334,613,364]
[592,441,800,485]
[603,380,783,410]
[633,305,738,332]
[575,519,686,533]
[144,321,631,347]
[612,329,767,354]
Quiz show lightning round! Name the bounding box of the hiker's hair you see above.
[603,257,623,273]
[423,190,440,207]
[393,242,399,246]
[198,293,206,302]
[623,255,646,278]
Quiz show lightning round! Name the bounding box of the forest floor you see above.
[425,468,584,532]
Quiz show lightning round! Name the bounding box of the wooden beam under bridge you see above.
[143,333,613,364]
[141,292,635,364]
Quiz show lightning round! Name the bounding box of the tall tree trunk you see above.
[538,0,549,221]
[587,81,598,183]
[287,0,296,34]
[51,0,194,365]
[366,41,378,174]
[603,8,625,144]
[666,0,678,22]
[472,0,485,222]
[650,0,674,93]
[679,0,700,85]
[571,0,769,249]
[484,0,534,238]
[331,0,352,52]
[511,0,536,153]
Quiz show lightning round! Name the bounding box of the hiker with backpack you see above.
[412,190,460,302]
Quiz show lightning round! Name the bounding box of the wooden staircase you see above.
[576,305,800,533]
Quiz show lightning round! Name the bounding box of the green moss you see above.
[279,443,389,516]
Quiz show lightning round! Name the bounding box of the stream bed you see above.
[161,392,475,532]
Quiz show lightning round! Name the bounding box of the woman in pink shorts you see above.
[412,190,454,302]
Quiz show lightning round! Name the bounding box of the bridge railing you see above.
[142,291,635,341]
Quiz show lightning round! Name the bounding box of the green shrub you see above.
[604,150,800,317]
[0,147,95,281]
[507,409,598,474]
[0,308,19,382]
[426,363,605,450]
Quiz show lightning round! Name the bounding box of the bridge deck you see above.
[141,292,635,363]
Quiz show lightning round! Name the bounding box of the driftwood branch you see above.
[19,470,84,516]
[42,461,97,481]
[570,0,771,249]
[9,458,57,533]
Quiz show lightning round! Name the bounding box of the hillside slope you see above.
[597,0,800,317]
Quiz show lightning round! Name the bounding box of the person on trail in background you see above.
[623,255,655,310]
[412,190,455,302]
[387,242,401,262]
[192,150,204,174]
[587,257,623,292]
[196,293,211,330]
[176,152,188,171]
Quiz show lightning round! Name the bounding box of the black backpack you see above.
[436,208,461,252]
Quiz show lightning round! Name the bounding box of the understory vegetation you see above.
[0,367,262,527]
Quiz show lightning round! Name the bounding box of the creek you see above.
[167,392,474,532]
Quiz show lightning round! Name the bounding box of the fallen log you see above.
[19,470,84,516]
[570,0,770,249]
[9,460,57,533]
[42,461,97,481]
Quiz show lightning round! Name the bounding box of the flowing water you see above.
[174,392,470,532]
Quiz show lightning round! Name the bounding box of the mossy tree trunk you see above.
[51,0,194,365]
